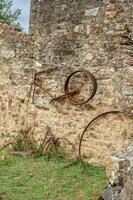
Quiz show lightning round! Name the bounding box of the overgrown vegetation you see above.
[0,155,107,200]
[12,128,37,153]
[0,128,107,199]
[0,126,76,160]
[0,0,21,28]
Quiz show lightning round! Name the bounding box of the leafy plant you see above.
[0,0,21,27]
[12,128,37,152]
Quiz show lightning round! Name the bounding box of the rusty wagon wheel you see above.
[64,69,97,105]
[78,110,123,170]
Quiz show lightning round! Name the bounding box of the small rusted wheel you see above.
[64,69,97,105]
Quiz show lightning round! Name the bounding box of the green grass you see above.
[0,156,107,200]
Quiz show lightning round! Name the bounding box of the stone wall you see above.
[0,22,36,144]
[30,0,133,165]
[101,143,133,200]
[29,0,133,112]
[0,0,133,166]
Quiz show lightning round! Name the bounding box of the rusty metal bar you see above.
[50,90,80,102]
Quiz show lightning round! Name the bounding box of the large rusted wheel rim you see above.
[64,69,97,105]
[78,111,123,169]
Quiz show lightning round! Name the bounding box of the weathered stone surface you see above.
[101,144,133,200]
[84,52,94,61]
[28,0,133,165]
[85,7,100,17]
[0,84,6,91]
[122,86,133,96]
[125,57,133,66]
[105,3,123,19]
[0,0,133,168]
[73,25,83,33]
[102,185,122,200]
[0,47,15,59]
[86,25,90,35]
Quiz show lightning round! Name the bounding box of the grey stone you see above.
[122,86,133,96]
[125,57,133,66]
[86,25,91,35]
[73,25,83,33]
[84,52,94,61]
[85,7,100,17]
[0,47,15,59]
[34,97,49,105]
[102,185,122,200]
[101,144,133,200]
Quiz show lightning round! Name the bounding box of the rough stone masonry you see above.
[0,0,133,171]
[101,143,133,200]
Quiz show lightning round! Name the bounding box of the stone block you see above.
[0,47,15,59]
[85,7,100,17]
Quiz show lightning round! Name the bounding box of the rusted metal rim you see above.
[64,69,97,105]
[78,111,123,169]
[56,137,76,151]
